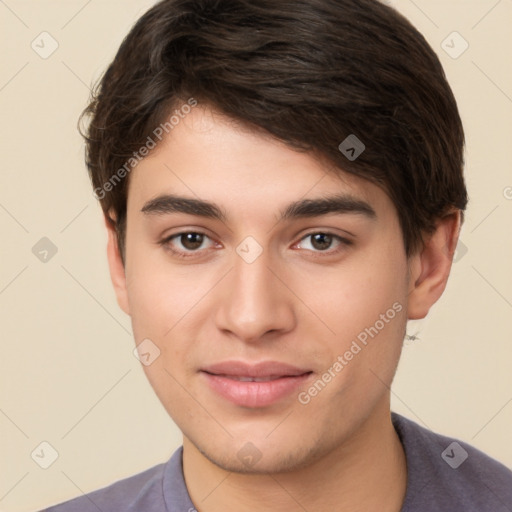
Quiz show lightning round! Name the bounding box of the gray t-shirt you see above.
[40,413,512,511]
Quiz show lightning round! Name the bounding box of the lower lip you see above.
[202,372,312,408]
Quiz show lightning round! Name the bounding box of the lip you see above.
[201,360,313,408]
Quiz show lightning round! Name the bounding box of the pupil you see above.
[182,233,203,250]
[311,233,331,251]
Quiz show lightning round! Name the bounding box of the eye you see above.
[295,232,352,254]
[159,231,215,259]
[159,230,352,260]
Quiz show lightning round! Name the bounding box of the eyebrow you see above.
[141,193,377,222]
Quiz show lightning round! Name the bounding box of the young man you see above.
[42,0,512,510]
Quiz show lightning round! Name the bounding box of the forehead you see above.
[127,105,393,222]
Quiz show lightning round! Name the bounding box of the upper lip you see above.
[201,360,312,378]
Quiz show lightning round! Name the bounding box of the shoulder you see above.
[393,412,512,512]
[39,458,170,512]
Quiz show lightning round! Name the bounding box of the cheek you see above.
[339,254,407,382]
[304,241,408,399]
[125,243,201,339]
[125,247,205,384]
[126,260,196,410]
[301,249,406,341]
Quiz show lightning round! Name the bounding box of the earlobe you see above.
[407,210,462,320]
[105,214,131,316]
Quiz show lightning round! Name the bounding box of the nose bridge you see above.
[214,240,294,341]
[231,247,279,318]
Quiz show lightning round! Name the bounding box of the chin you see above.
[196,437,325,475]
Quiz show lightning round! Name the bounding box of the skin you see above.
[106,104,461,512]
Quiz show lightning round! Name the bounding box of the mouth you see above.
[213,375,294,382]
[200,361,313,408]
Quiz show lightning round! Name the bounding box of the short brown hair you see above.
[80,0,468,263]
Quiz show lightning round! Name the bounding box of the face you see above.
[112,105,416,473]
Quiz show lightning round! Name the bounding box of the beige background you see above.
[1,0,511,510]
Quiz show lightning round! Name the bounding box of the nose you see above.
[213,246,296,343]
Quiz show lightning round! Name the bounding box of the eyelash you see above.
[158,231,352,260]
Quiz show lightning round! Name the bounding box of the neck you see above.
[183,406,407,512]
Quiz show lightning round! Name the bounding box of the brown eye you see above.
[309,233,334,251]
[179,232,204,250]
[295,232,352,256]
[159,231,215,259]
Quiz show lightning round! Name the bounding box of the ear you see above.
[407,210,462,320]
[105,214,131,316]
